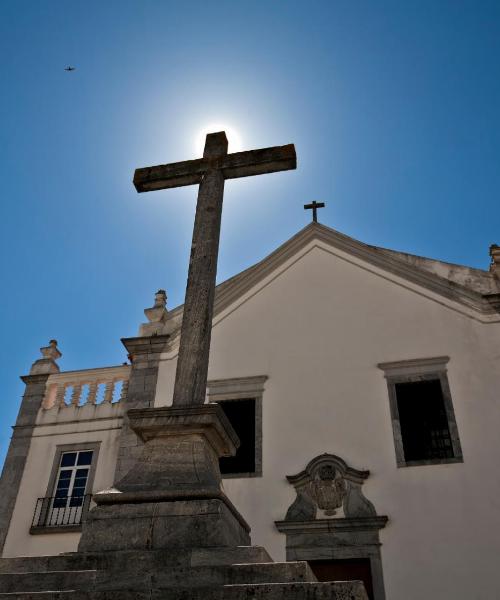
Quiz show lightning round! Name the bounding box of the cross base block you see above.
[78,404,250,553]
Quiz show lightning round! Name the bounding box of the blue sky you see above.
[1,1,499,467]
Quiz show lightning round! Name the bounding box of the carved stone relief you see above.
[276,453,388,600]
[284,453,376,521]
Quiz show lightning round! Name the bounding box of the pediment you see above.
[161,223,500,346]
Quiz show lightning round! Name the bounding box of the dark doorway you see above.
[308,558,374,600]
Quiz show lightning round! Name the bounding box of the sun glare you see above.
[195,123,243,155]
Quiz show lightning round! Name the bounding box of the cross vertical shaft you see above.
[173,138,227,405]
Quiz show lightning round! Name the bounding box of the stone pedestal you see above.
[78,404,250,553]
[79,499,249,552]
[0,403,368,599]
[2,404,368,598]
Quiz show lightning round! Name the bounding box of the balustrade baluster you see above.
[87,382,98,405]
[119,379,129,402]
[55,383,66,407]
[103,381,114,403]
[43,366,129,411]
[70,384,82,406]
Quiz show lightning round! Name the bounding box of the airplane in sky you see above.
[64,66,76,72]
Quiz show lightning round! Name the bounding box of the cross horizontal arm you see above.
[220,144,296,180]
[134,158,206,192]
[133,144,296,192]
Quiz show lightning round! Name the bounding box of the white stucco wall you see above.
[3,237,499,600]
[2,404,122,558]
[152,240,500,600]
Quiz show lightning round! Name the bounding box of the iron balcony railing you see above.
[31,494,92,529]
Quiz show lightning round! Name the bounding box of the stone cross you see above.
[134,132,296,406]
[304,200,325,222]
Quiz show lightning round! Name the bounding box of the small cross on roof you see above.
[304,200,325,223]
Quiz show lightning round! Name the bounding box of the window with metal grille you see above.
[53,450,93,508]
[217,398,256,475]
[378,357,463,468]
[395,379,453,462]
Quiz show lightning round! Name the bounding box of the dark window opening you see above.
[218,398,256,475]
[395,379,454,462]
[308,558,374,600]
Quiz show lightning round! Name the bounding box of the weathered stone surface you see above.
[190,546,272,567]
[0,570,96,593]
[113,335,170,482]
[79,403,249,554]
[0,580,368,599]
[91,561,315,591]
[133,143,296,192]
[107,405,239,501]
[2,562,315,593]
[135,133,296,409]
[0,371,53,554]
[79,499,250,553]
[0,547,272,575]
[0,543,369,598]
[283,453,376,522]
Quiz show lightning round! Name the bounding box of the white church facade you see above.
[1,222,499,600]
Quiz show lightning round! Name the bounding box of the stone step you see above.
[0,556,97,575]
[216,562,317,585]
[0,546,273,575]
[0,561,314,594]
[220,582,367,599]
[0,571,96,594]
[190,546,273,566]
[0,581,368,599]
[94,561,316,590]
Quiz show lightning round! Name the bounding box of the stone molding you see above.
[79,403,251,554]
[162,223,500,350]
[20,373,55,385]
[377,355,449,377]
[102,405,245,521]
[207,375,268,400]
[209,224,500,318]
[113,335,171,483]
[127,405,240,456]
[29,524,82,535]
[276,516,388,533]
[378,356,463,468]
[121,334,171,362]
[284,453,376,521]
[45,365,130,385]
[207,375,267,478]
[275,517,388,600]
[276,452,388,600]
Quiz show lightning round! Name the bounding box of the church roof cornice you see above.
[163,223,500,345]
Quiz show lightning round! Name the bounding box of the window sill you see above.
[30,525,82,535]
[397,456,463,468]
[222,470,262,479]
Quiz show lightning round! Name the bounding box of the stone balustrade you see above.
[42,365,131,410]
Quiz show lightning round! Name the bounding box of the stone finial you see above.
[490,244,500,276]
[29,339,62,375]
[139,289,171,337]
[155,289,167,308]
[144,289,168,324]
